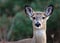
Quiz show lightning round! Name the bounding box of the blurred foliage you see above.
[0,0,60,42]
[10,12,33,41]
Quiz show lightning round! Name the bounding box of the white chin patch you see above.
[35,26,41,29]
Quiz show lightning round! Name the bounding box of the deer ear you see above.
[24,5,33,17]
[45,5,54,16]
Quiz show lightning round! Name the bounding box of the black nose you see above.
[35,22,41,27]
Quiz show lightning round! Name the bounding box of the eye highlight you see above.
[42,17,45,19]
[33,17,35,19]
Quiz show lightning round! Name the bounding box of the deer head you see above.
[24,5,54,29]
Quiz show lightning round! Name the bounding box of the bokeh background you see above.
[0,0,60,43]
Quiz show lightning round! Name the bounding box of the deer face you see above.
[24,5,54,28]
[32,12,49,28]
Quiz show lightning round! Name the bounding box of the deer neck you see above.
[32,22,47,43]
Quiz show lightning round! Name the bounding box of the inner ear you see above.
[45,4,54,16]
[24,5,33,17]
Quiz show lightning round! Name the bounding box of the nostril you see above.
[38,23,40,25]
[35,22,41,27]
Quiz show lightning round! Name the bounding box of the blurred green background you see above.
[0,0,60,43]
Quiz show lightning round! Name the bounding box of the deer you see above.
[22,4,54,43]
[1,4,54,43]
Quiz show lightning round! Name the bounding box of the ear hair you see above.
[48,4,54,14]
[24,5,33,17]
[24,5,30,14]
[45,4,54,16]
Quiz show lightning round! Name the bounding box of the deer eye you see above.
[42,17,45,19]
[33,17,35,19]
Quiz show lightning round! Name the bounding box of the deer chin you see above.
[34,26,42,30]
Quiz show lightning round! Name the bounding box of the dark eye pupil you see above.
[42,17,45,19]
[33,17,35,19]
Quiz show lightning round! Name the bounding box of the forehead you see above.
[33,11,45,17]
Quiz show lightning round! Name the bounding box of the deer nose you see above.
[35,22,41,27]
